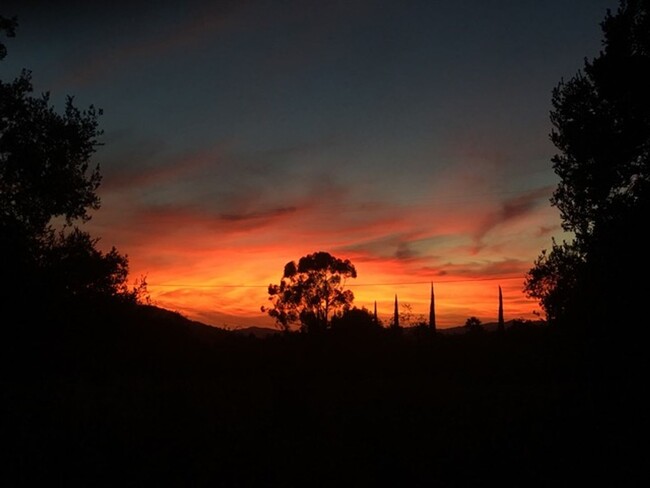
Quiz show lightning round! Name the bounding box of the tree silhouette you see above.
[525,0,650,329]
[525,239,584,323]
[0,15,16,60]
[262,251,357,333]
[330,306,382,336]
[464,316,483,333]
[41,229,131,301]
[429,282,436,332]
[0,17,136,311]
[391,294,400,329]
[497,286,505,333]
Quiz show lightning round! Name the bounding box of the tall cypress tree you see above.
[393,294,400,329]
[429,282,436,332]
[498,286,505,333]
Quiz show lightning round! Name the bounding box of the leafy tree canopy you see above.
[0,15,17,60]
[549,0,650,241]
[330,306,381,335]
[0,16,139,313]
[263,251,357,333]
[525,0,650,329]
[464,316,483,333]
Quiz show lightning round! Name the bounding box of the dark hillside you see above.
[2,305,643,487]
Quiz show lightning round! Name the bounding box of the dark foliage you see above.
[525,0,650,330]
[464,315,483,333]
[262,251,357,333]
[0,14,16,60]
[330,306,383,337]
[0,17,136,314]
[1,7,643,486]
[525,239,585,323]
[3,306,643,487]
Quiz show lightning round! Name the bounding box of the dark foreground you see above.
[2,305,644,487]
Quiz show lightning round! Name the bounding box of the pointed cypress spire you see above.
[373,300,378,324]
[498,285,505,333]
[393,294,399,328]
[429,282,436,332]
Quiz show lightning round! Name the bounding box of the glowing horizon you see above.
[89,180,558,329]
[146,274,538,330]
[3,0,612,329]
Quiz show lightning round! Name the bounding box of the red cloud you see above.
[88,176,555,329]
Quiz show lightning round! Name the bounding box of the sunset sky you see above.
[1,0,616,328]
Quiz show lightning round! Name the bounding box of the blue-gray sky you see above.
[0,0,617,327]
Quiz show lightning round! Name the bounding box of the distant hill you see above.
[436,319,546,335]
[129,304,234,344]
[120,307,546,342]
[227,319,546,338]
[135,304,217,329]
[121,307,278,341]
[186,309,277,331]
[231,326,281,339]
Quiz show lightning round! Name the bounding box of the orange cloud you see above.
[87,145,558,330]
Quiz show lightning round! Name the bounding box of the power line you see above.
[152,284,268,288]
[148,275,525,289]
[348,276,524,286]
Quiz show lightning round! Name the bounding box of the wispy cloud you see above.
[101,146,221,192]
[55,1,248,89]
[474,185,554,242]
[219,206,298,222]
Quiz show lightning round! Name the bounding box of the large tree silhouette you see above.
[263,251,357,333]
[0,17,136,312]
[525,0,650,329]
[0,15,16,60]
